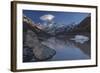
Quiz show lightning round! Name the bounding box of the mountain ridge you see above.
[23,15,91,36]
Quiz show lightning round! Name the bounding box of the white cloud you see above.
[40,14,55,21]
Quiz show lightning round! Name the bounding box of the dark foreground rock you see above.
[23,47,34,62]
[24,30,56,61]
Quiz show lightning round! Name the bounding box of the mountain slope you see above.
[23,15,91,36]
[56,16,91,35]
[23,15,52,40]
[71,16,91,33]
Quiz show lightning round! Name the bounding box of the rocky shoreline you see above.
[23,29,56,62]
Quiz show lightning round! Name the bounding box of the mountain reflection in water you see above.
[41,35,90,61]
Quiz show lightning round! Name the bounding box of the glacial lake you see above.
[41,35,90,61]
[23,34,91,62]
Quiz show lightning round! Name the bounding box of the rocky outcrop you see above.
[24,30,56,61]
[23,47,34,62]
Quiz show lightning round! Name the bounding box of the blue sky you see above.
[23,10,90,25]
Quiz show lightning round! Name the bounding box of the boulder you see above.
[33,45,56,61]
[24,30,56,61]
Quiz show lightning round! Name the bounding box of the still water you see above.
[41,35,90,61]
[23,34,90,62]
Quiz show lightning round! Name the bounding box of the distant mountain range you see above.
[56,15,91,35]
[23,15,91,36]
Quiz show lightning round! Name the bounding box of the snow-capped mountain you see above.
[23,15,91,36]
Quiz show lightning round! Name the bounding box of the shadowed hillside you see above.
[23,15,52,41]
[72,16,91,33]
[56,15,91,35]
